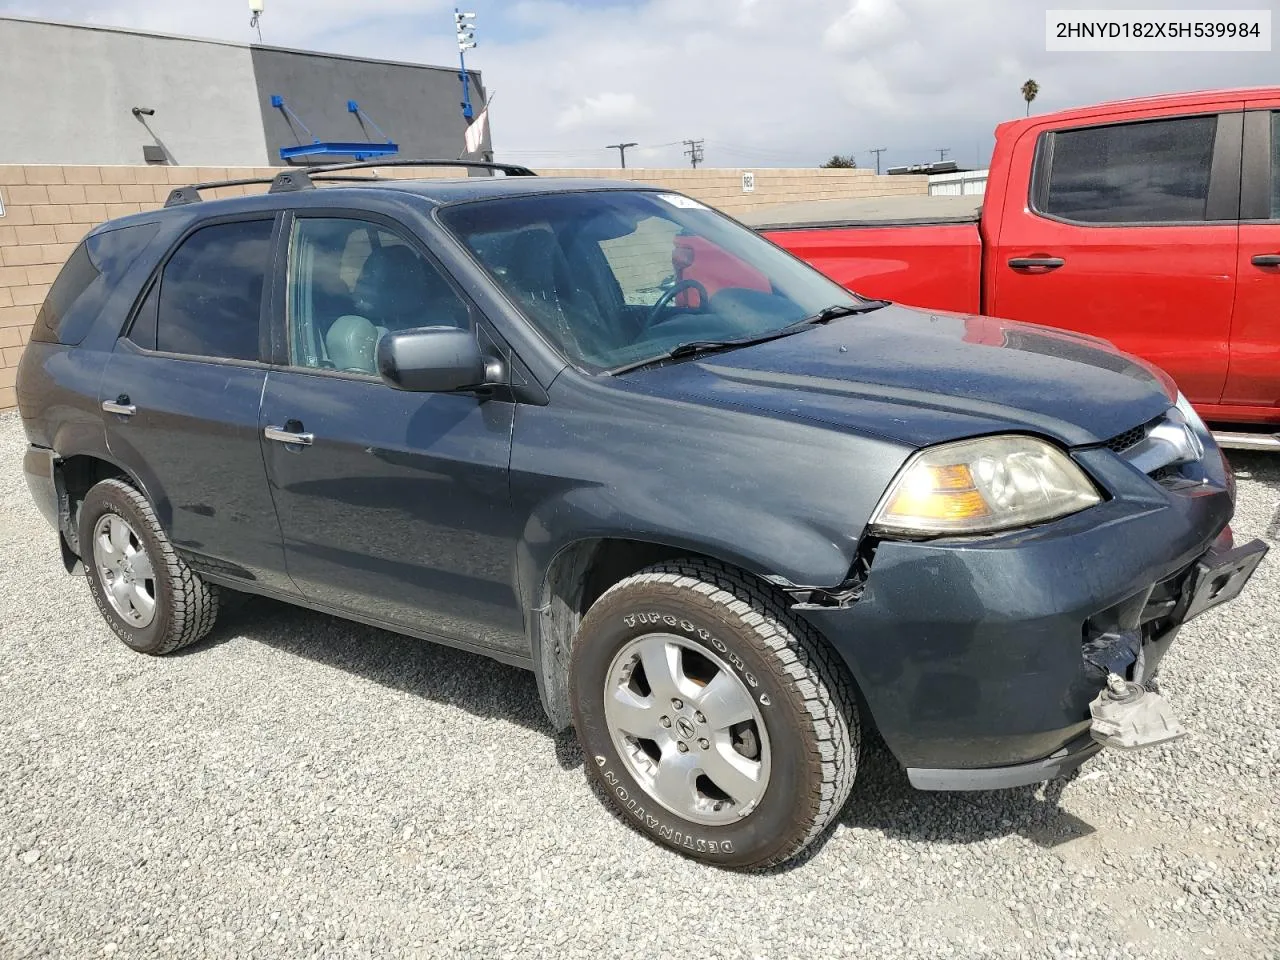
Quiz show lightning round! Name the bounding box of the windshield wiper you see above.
[607,300,891,376]
[797,300,891,325]
[608,336,779,375]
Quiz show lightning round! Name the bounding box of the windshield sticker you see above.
[656,193,710,210]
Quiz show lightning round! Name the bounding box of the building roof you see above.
[0,14,465,76]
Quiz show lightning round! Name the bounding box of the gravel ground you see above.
[0,409,1277,960]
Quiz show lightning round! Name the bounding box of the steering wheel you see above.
[645,279,710,328]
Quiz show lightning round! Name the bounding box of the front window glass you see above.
[439,191,858,372]
[286,218,469,375]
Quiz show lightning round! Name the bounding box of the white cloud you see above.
[556,92,651,132]
[823,0,910,56]
[1,0,1276,170]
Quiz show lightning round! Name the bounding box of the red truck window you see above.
[1038,115,1217,223]
[1271,112,1280,217]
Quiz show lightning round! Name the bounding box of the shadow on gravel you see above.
[1226,451,1280,541]
[834,734,1093,849]
[193,597,1106,857]
[200,595,564,744]
[1226,450,1280,486]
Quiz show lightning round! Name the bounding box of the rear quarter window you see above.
[31,222,161,346]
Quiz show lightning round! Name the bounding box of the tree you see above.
[821,154,857,169]
[1021,79,1039,116]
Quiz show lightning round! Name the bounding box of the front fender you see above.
[515,486,861,616]
[510,377,913,728]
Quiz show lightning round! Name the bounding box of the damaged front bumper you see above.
[798,447,1267,791]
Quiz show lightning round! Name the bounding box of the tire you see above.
[78,478,220,655]
[569,558,859,869]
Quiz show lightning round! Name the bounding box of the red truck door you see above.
[1223,101,1280,419]
[987,106,1243,406]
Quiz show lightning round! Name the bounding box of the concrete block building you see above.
[0,15,491,167]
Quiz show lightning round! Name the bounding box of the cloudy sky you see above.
[0,0,1275,170]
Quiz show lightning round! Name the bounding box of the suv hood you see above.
[622,306,1174,449]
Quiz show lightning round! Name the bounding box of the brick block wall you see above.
[0,164,926,411]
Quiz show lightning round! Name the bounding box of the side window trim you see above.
[1028,110,1242,228]
[120,274,160,350]
[122,212,281,366]
[1240,109,1275,221]
[281,209,480,379]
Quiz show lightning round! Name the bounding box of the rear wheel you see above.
[570,559,859,869]
[78,478,220,655]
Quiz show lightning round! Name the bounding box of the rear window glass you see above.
[156,219,272,361]
[31,222,160,345]
[1041,115,1217,223]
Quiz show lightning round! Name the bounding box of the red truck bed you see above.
[743,197,984,315]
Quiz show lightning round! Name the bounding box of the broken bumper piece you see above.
[1089,673,1186,750]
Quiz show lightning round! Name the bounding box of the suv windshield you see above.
[438,190,865,373]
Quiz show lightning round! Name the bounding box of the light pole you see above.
[249,0,264,42]
[455,10,477,122]
[607,142,638,168]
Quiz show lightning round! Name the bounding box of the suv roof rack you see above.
[304,158,537,177]
[163,158,537,208]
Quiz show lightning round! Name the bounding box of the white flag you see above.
[464,105,489,155]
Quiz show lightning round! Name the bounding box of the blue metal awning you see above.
[272,96,400,163]
[278,141,401,161]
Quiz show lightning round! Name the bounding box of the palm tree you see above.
[1021,79,1039,116]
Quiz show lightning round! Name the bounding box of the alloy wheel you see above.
[92,513,157,628]
[603,632,771,825]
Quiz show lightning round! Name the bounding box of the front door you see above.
[1222,103,1280,419]
[259,214,524,653]
[989,108,1243,406]
[101,216,291,591]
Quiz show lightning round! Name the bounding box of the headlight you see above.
[871,435,1101,537]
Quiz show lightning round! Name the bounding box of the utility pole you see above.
[682,139,704,169]
[607,142,638,169]
[869,147,886,175]
[936,147,951,163]
[455,9,477,122]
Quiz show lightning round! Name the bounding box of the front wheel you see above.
[569,559,860,869]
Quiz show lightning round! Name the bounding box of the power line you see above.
[936,147,951,162]
[868,147,887,175]
[606,142,638,169]
[709,140,799,161]
[682,139,704,169]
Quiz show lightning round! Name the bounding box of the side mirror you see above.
[376,327,501,393]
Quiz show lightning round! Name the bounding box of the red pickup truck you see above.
[741,88,1280,442]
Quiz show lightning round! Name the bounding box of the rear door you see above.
[101,215,291,592]
[259,213,524,654]
[1223,102,1280,416]
[988,106,1243,405]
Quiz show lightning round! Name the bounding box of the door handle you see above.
[264,425,314,446]
[102,396,137,417]
[1008,257,1066,270]
[1250,254,1280,268]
